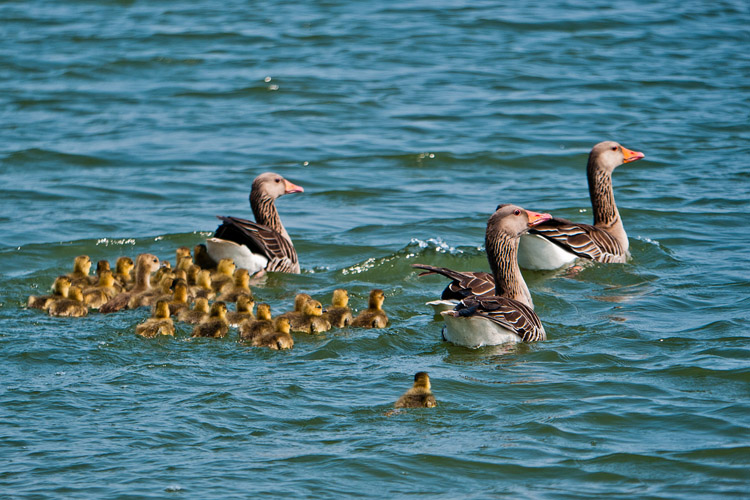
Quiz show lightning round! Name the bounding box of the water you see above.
[2,0,749,497]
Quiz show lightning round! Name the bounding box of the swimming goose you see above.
[395,372,437,409]
[129,274,173,309]
[351,289,388,328]
[210,258,235,293]
[48,286,88,317]
[438,205,549,348]
[286,299,331,334]
[322,289,353,328]
[83,270,118,309]
[67,255,92,288]
[226,295,255,327]
[28,276,72,310]
[206,172,303,275]
[135,300,175,338]
[239,303,273,341]
[100,254,160,313]
[177,297,210,325]
[194,243,217,270]
[167,279,190,316]
[518,141,645,270]
[114,256,134,290]
[254,317,295,350]
[89,260,112,286]
[217,268,253,302]
[191,301,229,338]
[190,269,216,301]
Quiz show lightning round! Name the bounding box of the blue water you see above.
[1,1,749,498]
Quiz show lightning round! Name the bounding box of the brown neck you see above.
[251,191,290,242]
[587,158,628,250]
[485,230,533,308]
[133,263,153,292]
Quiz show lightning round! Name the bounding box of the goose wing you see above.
[214,216,298,273]
[530,217,624,262]
[412,264,496,300]
[452,295,546,342]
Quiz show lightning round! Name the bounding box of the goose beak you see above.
[621,146,645,163]
[526,210,552,227]
[284,179,304,194]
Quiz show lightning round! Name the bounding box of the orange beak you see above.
[526,210,552,227]
[621,146,645,163]
[283,179,304,194]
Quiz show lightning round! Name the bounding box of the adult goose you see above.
[206,172,303,276]
[413,204,547,313]
[517,141,645,270]
[416,204,550,348]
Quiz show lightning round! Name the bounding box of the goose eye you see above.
[514,209,521,216]
[611,146,618,151]
[275,178,281,183]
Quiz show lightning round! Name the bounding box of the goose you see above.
[395,372,437,409]
[27,276,71,310]
[167,279,190,316]
[48,286,87,317]
[210,258,235,293]
[206,172,303,276]
[177,297,210,325]
[135,300,175,338]
[239,303,273,341]
[351,289,388,328]
[217,268,253,303]
[67,255,92,288]
[82,270,118,309]
[254,317,295,350]
[286,299,331,334]
[100,254,160,313]
[114,256,134,290]
[190,269,216,301]
[518,141,645,270]
[226,295,255,327]
[322,289,353,328]
[191,301,229,338]
[434,205,549,348]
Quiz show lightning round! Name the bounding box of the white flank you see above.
[205,238,268,275]
[517,233,577,271]
[440,311,521,348]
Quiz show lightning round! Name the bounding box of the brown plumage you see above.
[239,303,273,341]
[100,253,160,313]
[226,295,255,327]
[177,297,210,325]
[82,271,119,309]
[129,274,173,309]
[48,286,88,317]
[322,289,353,328]
[192,301,229,338]
[283,298,330,334]
[395,372,437,408]
[351,289,388,328]
[194,243,217,270]
[210,258,235,292]
[217,268,253,302]
[167,279,190,316]
[114,256,134,290]
[67,255,92,288]
[190,269,215,301]
[254,317,294,350]
[135,300,175,338]
[209,172,304,274]
[27,276,71,310]
[521,141,645,267]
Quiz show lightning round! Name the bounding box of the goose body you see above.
[518,141,645,270]
[351,289,388,329]
[192,302,229,338]
[136,301,175,338]
[416,205,549,348]
[395,372,437,409]
[207,172,303,275]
